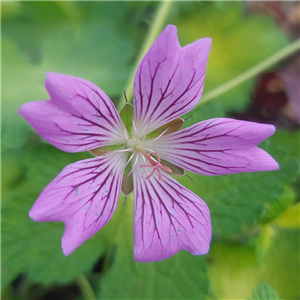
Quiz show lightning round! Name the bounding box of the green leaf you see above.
[261,228,300,299]
[1,1,70,61]
[273,203,300,228]
[1,150,25,204]
[207,242,262,299]
[1,38,47,151]
[1,187,106,286]
[22,144,90,191]
[41,2,139,97]
[259,186,296,224]
[1,145,104,286]
[249,281,281,300]
[207,228,299,299]
[177,130,300,236]
[97,198,210,300]
[174,1,288,119]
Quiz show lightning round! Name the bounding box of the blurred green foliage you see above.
[250,281,282,300]
[176,1,288,120]
[1,1,299,300]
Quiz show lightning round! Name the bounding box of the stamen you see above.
[123,151,135,169]
[122,123,130,141]
[125,154,140,180]
[110,148,132,153]
[141,117,152,142]
[152,126,170,142]
[131,117,139,141]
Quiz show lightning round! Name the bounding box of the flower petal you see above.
[133,156,211,262]
[29,152,126,256]
[19,73,126,153]
[146,118,279,176]
[133,25,211,137]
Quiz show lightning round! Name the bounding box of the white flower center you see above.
[123,133,171,181]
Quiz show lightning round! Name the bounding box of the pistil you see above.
[134,144,171,180]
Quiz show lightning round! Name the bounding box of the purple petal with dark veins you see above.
[133,155,211,262]
[29,152,126,256]
[146,118,279,176]
[133,25,211,137]
[19,73,125,153]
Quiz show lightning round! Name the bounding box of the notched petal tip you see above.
[61,228,77,257]
[28,197,64,223]
[18,101,33,119]
[45,71,56,77]
[133,24,212,135]
[258,149,279,171]
[152,118,279,176]
[44,72,66,92]
[272,160,280,171]
[45,71,67,81]
[266,125,276,139]
[193,37,212,52]
[28,207,39,222]
[44,73,73,99]
[133,169,212,262]
[163,24,212,49]
[28,195,56,223]
[255,123,276,141]
[62,249,70,257]
[162,24,177,35]
[19,72,124,153]
[204,37,212,45]
[28,155,126,256]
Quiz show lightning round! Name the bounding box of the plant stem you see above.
[76,274,96,300]
[118,1,173,109]
[199,38,300,106]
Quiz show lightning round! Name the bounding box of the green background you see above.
[1,1,299,299]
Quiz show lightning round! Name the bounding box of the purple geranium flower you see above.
[19,25,278,262]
